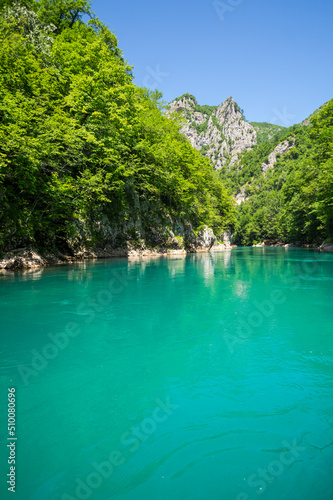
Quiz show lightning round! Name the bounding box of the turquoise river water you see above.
[0,248,333,500]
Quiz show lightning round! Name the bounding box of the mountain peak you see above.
[167,95,256,169]
[168,93,198,113]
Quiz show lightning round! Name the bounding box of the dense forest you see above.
[220,100,333,246]
[1,1,332,257]
[0,0,235,256]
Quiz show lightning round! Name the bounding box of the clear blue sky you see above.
[90,0,333,125]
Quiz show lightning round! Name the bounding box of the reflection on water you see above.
[0,267,45,281]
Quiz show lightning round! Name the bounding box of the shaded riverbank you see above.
[253,241,333,252]
[0,242,233,271]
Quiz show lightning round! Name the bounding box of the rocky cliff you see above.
[167,94,257,169]
[260,139,295,173]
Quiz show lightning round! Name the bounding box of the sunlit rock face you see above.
[167,95,257,170]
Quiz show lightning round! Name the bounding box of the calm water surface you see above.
[0,248,333,500]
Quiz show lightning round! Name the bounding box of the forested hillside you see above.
[249,122,285,144]
[1,1,331,261]
[220,101,333,246]
[168,90,332,248]
[0,0,235,257]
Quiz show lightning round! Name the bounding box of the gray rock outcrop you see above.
[0,248,48,270]
[261,140,294,173]
[0,224,233,270]
[167,95,257,169]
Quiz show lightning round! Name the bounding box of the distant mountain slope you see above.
[167,95,257,169]
[249,122,285,144]
[227,99,333,245]
[168,95,332,247]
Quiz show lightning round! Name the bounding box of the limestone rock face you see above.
[261,140,294,173]
[167,95,257,169]
[0,248,47,270]
[196,226,216,250]
[234,186,248,205]
[0,223,233,270]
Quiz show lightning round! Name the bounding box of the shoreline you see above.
[252,242,333,252]
[1,241,332,272]
[0,243,234,272]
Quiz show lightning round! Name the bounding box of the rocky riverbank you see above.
[253,241,333,252]
[0,229,233,271]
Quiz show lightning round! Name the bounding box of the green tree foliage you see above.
[193,104,216,117]
[3,2,55,60]
[38,0,92,32]
[0,2,235,252]
[230,101,333,245]
[0,0,37,10]
[173,93,197,104]
[250,122,286,144]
